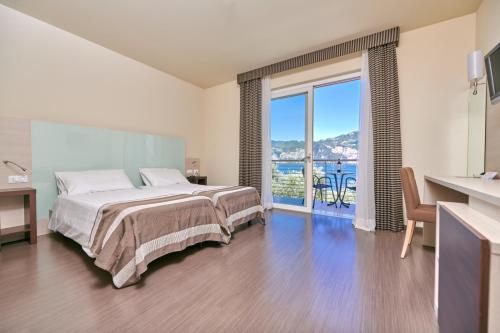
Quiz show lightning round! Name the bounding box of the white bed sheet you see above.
[142,183,227,195]
[48,188,178,257]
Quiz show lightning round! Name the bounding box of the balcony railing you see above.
[272,159,357,205]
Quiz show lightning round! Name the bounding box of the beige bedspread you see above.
[89,194,230,288]
[194,186,264,232]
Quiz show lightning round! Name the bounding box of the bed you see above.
[49,170,230,288]
[139,169,265,232]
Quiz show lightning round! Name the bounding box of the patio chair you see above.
[340,176,356,208]
[313,175,335,208]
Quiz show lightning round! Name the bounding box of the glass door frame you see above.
[270,72,361,214]
[271,86,313,213]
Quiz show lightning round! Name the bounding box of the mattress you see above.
[48,187,179,256]
[140,183,227,195]
[145,184,264,231]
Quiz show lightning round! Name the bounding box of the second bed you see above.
[143,183,265,232]
[139,168,264,232]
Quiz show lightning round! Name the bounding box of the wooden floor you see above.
[0,210,438,332]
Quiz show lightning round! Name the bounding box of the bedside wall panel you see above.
[31,121,185,219]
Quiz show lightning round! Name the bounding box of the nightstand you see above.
[187,176,207,185]
[0,187,37,249]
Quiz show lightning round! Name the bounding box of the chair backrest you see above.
[400,167,421,215]
[345,176,356,189]
[313,175,331,186]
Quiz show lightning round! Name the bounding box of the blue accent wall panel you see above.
[31,121,185,218]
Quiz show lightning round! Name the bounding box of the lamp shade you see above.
[468,50,485,82]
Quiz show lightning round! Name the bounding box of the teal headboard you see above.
[31,121,185,219]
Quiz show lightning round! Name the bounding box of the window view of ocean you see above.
[272,159,358,205]
[275,161,357,175]
[271,78,360,208]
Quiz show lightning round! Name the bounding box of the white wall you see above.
[399,14,475,194]
[0,4,204,157]
[0,4,204,233]
[201,81,240,185]
[271,54,361,89]
[201,14,476,199]
[476,0,500,171]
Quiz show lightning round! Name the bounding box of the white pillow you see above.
[55,169,135,195]
[139,168,189,186]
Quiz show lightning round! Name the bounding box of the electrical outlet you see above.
[8,175,28,184]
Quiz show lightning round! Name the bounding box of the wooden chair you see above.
[400,167,436,258]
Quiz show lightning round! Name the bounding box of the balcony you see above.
[272,159,357,217]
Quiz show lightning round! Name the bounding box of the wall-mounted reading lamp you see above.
[2,160,30,173]
[468,50,485,95]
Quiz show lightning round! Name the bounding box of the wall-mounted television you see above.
[485,42,500,105]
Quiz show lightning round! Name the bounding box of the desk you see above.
[423,176,500,246]
[0,188,37,247]
[424,176,500,331]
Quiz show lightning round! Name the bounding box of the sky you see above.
[271,79,360,141]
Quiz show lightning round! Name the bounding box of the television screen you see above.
[485,42,500,105]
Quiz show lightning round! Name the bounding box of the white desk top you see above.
[439,202,500,255]
[425,175,500,208]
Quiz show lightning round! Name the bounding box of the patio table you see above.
[327,171,355,208]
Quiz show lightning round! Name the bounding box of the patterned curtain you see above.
[368,42,404,231]
[239,78,262,194]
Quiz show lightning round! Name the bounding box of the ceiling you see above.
[0,0,481,88]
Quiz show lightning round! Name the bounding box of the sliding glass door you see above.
[271,87,313,213]
[270,72,360,214]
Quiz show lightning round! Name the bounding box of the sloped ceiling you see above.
[0,0,481,87]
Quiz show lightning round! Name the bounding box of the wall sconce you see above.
[2,160,30,173]
[468,50,485,95]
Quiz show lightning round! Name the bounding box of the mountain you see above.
[272,130,358,160]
